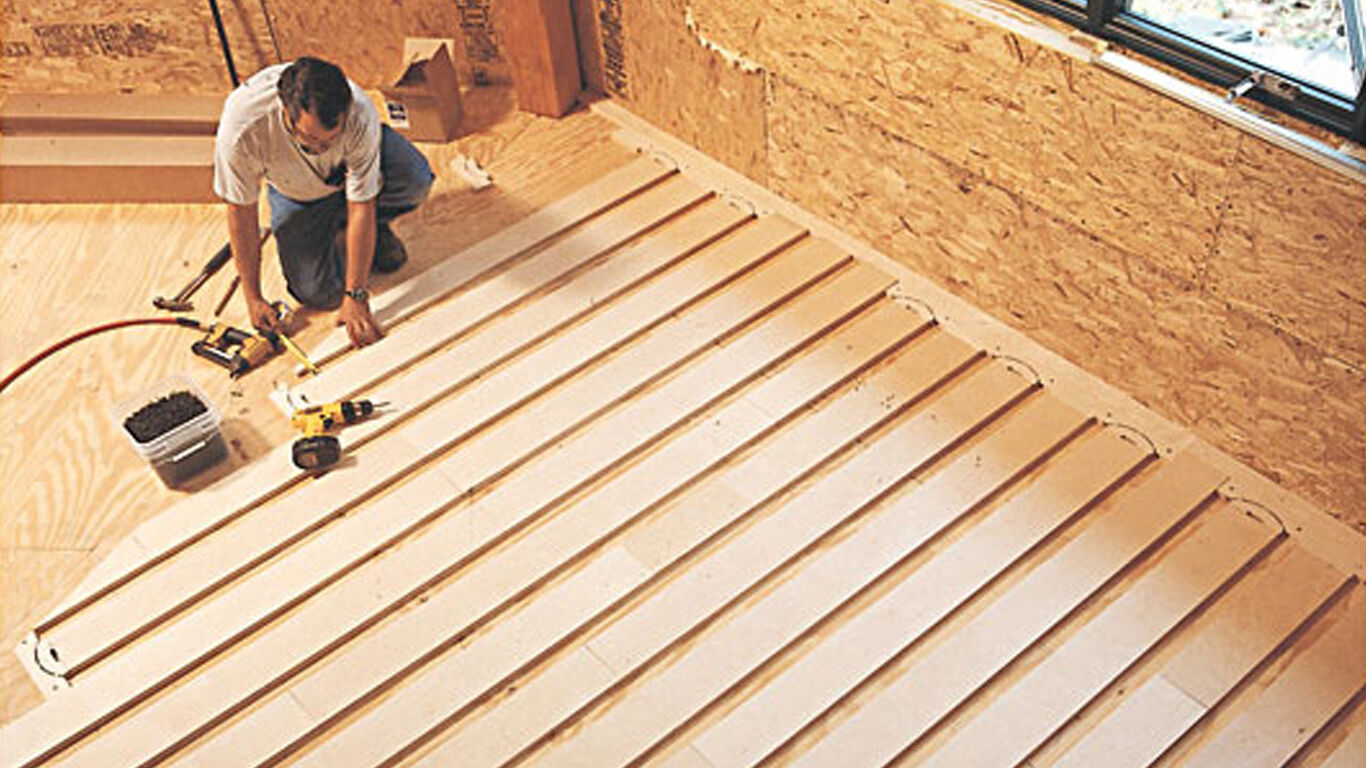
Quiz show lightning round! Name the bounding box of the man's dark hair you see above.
[277,56,353,129]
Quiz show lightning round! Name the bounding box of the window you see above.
[1010,0,1366,140]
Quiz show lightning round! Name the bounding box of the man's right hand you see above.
[245,294,282,335]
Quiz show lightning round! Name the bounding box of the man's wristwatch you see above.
[344,287,369,303]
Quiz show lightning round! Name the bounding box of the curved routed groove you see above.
[643,148,682,173]
[993,353,1043,387]
[1101,419,1161,456]
[1222,496,1289,536]
[889,290,938,326]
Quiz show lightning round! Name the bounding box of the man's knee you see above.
[379,127,435,212]
[399,166,434,207]
[287,279,343,310]
[384,162,433,210]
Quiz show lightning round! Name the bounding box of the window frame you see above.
[1009,0,1366,142]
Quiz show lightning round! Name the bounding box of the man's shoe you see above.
[373,225,408,274]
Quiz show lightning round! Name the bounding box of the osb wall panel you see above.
[248,0,511,89]
[1,0,479,94]
[1212,141,1366,368]
[585,0,767,180]
[1,0,274,93]
[687,0,1241,284]
[688,0,1365,371]
[766,80,1366,528]
[267,0,444,88]
[589,0,1366,525]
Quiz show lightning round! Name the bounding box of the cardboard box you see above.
[380,39,463,143]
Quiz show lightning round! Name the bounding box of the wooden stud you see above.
[500,0,582,116]
[0,136,216,204]
[0,93,223,135]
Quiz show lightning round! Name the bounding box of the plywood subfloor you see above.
[2,97,1363,768]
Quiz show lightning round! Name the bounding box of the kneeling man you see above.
[214,55,434,347]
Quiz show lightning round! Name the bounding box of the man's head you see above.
[277,56,352,154]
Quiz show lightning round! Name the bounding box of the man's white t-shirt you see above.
[213,63,382,206]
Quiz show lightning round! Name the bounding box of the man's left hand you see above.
[337,294,383,347]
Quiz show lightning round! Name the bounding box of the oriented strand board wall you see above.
[0,0,501,93]
[585,0,767,180]
[579,0,1366,529]
[265,0,504,88]
[1,0,274,93]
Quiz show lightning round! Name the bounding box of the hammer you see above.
[153,228,272,313]
[153,241,233,313]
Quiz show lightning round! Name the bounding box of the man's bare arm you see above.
[337,198,382,347]
[226,202,279,333]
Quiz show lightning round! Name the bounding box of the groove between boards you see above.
[242,300,934,768]
[34,158,681,637]
[8,244,896,765]
[41,215,815,682]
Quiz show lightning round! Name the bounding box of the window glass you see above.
[1126,0,1358,96]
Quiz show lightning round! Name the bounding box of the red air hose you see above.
[0,316,205,396]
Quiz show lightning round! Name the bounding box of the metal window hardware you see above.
[1227,71,1302,103]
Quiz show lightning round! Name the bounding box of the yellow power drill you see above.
[290,399,382,470]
